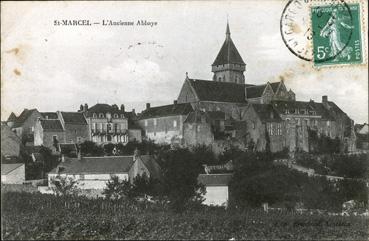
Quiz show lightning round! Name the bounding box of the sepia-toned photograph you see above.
[1,0,368,240]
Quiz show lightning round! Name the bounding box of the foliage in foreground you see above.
[2,192,368,240]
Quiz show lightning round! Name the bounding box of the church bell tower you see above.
[212,22,246,84]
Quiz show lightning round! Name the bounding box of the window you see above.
[144,120,148,127]
[114,123,118,132]
[277,123,282,135]
[173,120,177,127]
[252,121,256,129]
[197,126,201,132]
[297,118,301,126]
[326,121,330,127]
[114,114,118,118]
[154,118,157,126]
[77,137,82,143]
[92,113,97,118]
[74,129,77,134]
[121,114,125,118]
[218,77,222,82]
[99,113,104,118]
[304,119,309,126]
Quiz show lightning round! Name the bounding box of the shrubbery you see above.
[229,151,368,211]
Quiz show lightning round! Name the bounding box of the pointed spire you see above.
[226,20,231,40]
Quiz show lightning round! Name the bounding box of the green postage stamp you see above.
[311,2,364,66]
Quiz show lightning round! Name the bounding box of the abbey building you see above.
[138,22,356,153]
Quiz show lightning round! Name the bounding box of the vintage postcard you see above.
[1,1,368,240]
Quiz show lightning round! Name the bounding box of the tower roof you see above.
[212,23,245,66]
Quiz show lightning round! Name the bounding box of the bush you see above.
[159,147,205,212]
[50,175,79,197]
[102,176,133,200]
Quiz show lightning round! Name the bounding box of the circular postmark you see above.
[280,0,354,63]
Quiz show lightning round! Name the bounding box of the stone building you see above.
[7,109,42,144]
[137,101,193,145]
[79,103,140,144]
[34,118,65,152]
[242,104,285,152]
[183,111,214,146]
[175,22,356,153]
[57,111,89,144]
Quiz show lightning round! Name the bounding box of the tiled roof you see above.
[87,104,125,117]
[251,104,282,122]
[245,84,267,98]
[270,82,281,93]
[7,112,17,122]
[198,173,233,186]
[61,112,87,124]
[139,103,193,119]
[187,79,247,103]
[41,112,58,119]
[13,109,38,128]
[40,119,64,132]
[212,29,245,66]
[271,101,335,121]
[1,163,24,175]
[49,155,138,174]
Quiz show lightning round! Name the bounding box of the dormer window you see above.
[99,113,104,118]
[114,114,118,118]
[121,114,124,118]
[92,113,97,118]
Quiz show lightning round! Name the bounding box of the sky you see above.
[1,1,368,123]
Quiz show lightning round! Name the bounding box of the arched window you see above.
[92,113,97,118]
[99,113,104,118]
[120,114,124,118]
[114,114,118,118]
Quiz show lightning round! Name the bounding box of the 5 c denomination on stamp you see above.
[311,2,364,66]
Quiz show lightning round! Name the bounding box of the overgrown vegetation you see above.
[308,129,341,154]
[2,192,368,240]
[229,151,368,211]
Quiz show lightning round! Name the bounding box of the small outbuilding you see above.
[198,173,233,207]
[1,163,25,184]
[48,152,161,190]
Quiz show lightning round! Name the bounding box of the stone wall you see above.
[137,115,185,144]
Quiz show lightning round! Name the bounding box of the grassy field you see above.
[1,191,368,240]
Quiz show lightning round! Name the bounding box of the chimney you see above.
[322,95,329,108]
[322,95,328,104]
[133,148,140,162]
[173,100,178,106]
[146,103,150,110]
[84,103,88,112]
[121,104,125,112]
[132,108,136,115]
[80,104,83,111]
